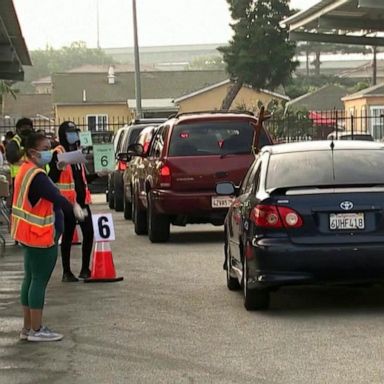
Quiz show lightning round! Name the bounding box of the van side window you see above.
[149,126,168,158]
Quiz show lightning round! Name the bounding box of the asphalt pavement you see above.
[1,198,384,383]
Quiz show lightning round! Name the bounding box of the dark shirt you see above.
[49,152,98,208]
[28,172,73,235]
[5,139,23,164]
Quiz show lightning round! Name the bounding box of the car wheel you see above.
[114,172,124,212]
[108,175,115,210]
[133,189,147,235]
[147,193,170,243]
[225,237,241,291]
[123,193,132,220]
[243,258,270,310]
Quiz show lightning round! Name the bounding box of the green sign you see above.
[93,144,115,172]
[79,131,93,147]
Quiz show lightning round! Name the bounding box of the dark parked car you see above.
[122,125,156,219]
[108,118,166,211]
[128,111,273,243]
[219,140,384,311]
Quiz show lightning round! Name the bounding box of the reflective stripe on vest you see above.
[11,162,55,248]
[9,135,24,178]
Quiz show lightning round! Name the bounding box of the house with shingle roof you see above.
[52,68,228,130]
[285,85,348,112]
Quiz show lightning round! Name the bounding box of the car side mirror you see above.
[127,143,145,157]
[116,152,131,162]
[216,182,236,196]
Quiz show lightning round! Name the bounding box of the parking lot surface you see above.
[1,201,384,383]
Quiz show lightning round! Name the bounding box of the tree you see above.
[219,0,298,110]
[15,41,116,92]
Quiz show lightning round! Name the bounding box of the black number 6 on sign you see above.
[98,216,111,239]
[101,155,108,167]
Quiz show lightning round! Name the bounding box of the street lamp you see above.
[132,0,142,118]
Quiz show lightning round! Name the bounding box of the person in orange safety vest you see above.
[48,121,99,282]
[11,132,85,342]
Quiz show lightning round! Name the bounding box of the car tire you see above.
[114,172,124,212]
[225,237,241,291]
[108,175,115,210]
[243,258,270,311]
[133,189,147,235]
[123,191,132,220]
[147,192,170,243]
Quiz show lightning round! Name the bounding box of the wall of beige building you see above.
[176,83,286,113]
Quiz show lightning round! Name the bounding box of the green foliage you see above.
[219,0,298,90]
[15,41,115,92]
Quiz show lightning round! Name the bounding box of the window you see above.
[149,126,168,158]
[240,159,261,195]
[370,106,384,140]
[87,114,108,131]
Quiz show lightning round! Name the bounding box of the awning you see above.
[0,0,31,81]
[309,111,336,126]
[281,0,384,47]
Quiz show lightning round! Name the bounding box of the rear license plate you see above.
[329,213,365,230]
[211,196,234,208]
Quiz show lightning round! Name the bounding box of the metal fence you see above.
[265,109,384,143]
[0,116,131,138]
[1,111,383,143]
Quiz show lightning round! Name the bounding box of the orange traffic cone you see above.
[84,242,123,283]
[72,225,81,245]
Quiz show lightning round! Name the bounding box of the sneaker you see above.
[78,269,91,279]
[62,272,79,282]
[19,327,30,341]
[27,326,63,342]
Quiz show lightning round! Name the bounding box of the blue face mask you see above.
[36,150,53,167]
[66,132,79,145]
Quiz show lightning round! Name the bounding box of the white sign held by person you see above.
[92,213,115,242]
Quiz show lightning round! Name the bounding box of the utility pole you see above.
[97,0,100,49]
[373,45,377,86]
[132,0,142,118]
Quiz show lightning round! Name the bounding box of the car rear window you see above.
[122,127,145,152]
[340,134,374,141]
[168,120,270,157]
[266,149,384,190]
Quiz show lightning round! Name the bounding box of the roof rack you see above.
[174,110,255,118]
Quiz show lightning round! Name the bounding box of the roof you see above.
[0,0,31,80]
[286,85,348,111]
[3,93,53,119]
[342,83,384,101]
[281,0,384,47]
[263,140,384,155]
[174,111,258,125]
[174,79,289,103]
[52,70,228,105]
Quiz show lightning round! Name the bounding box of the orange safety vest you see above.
[53,145,92,204]
[11,161,55,248]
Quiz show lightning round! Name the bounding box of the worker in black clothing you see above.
[48,121,98,282]
[6,118,34,181]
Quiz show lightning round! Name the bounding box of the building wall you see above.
[176,83,286,113]
[54,104,132,131]
[343,97,384,134]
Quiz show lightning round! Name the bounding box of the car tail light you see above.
[159,164,171,188]
[250,205,303,229]
[118,160,127,171]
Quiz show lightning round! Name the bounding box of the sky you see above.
[13,0,319,50]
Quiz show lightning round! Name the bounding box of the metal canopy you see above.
[281,0,384,46]
[0,0,31,81]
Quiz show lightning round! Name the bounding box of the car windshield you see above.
[168,120,270,157]
[340,134,373,141]
[266,149,384,190]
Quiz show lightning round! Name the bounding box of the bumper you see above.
[151,189,227,218]
[247,237,384,289]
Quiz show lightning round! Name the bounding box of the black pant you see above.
[61,205,94,274]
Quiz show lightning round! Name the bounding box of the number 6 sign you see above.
[92,213,115,242]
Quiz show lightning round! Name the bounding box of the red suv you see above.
[129,111,273,242]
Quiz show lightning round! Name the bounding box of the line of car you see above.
[107,113,384,311]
